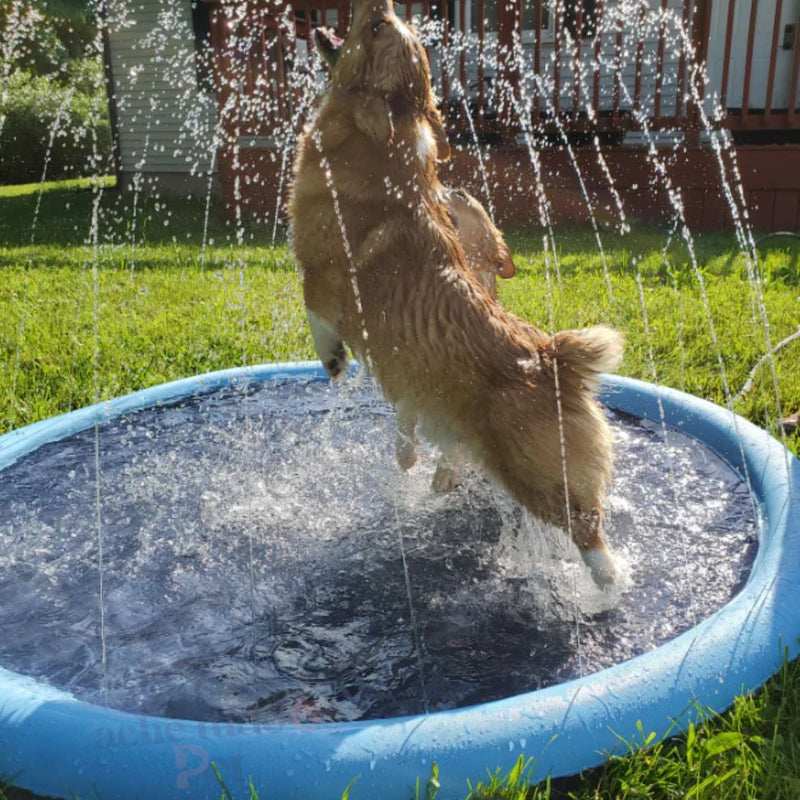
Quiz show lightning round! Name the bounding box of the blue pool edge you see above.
[0,362,798,800]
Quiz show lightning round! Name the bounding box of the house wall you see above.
[222,139,800,232]
[440,142,800,231]
[107,0,798,230]
[105,0,218,193]
[706,0,800,111]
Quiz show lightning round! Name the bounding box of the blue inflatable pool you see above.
[0,362,797,799]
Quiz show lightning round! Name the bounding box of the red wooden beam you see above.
[441,0,450,120]
[459,0,467,103]
[788,21,800,125]
[691,0,713,92]
[654,0,668,121]
[633,3,644,112]
[687,0,713,142]
[477,0,485,126]
[553,0,562,116]
[674,0,691,120]
[337,0,350,34]
[719,0,737,113]
[572,1,583,117]
[612,12,622,125]
[592,0,603,118]
[496,0,519,128]
[741,0,760,122]
[275,22,287,122]
[241,16,252,105]
[764,0,784,123]
[534,0,543,123]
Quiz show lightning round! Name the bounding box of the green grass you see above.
[0,175,116,199]
[1,178,800,799]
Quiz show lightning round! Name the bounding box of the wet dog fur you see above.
[314,24,515,478]
[291,0,624,586]
[312,25,515,301]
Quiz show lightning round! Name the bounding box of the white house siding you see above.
[106,0,218,185]
[706,0,800,112]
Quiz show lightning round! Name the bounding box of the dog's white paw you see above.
[581,546,621,588]
[307,310,349,381]
[323,343,350,381]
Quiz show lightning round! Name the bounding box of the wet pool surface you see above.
[0,376,757,723]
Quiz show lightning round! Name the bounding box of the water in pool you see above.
[0,376,757,723]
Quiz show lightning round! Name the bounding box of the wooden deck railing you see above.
[206,0,800,143]
[717,0,800,130]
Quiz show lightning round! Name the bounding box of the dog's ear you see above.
[312,27,342,71]
[312,31,335,70]
[353,96,394,145]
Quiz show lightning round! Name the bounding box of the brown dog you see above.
[442,187,515,299]
[396,186,518,488]
[290,0,624,586]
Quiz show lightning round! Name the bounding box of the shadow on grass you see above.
[0,179,288,250]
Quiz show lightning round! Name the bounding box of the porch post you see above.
[497,0,522,133]
[207,0,238,211]
[687,0,713,147]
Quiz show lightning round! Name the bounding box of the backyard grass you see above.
[1,178,799,799]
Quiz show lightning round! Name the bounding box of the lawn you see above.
[1,178,800,799]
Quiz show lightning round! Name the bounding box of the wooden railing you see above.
[206,0,800,143]
[714,0,800,130]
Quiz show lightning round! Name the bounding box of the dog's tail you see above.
[553,325,624,392]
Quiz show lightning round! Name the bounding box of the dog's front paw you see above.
[307,310,349,381]
[431,461,461,493]
[323,342,350,381]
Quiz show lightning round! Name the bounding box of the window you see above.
[191,0,214,93]
[293,8,321,28]
[563,0,597,39]
[521,1,550,32]
[469,0,551,35]
[395,2,426,24]
[470,0,498,34]
[467,1,597,38]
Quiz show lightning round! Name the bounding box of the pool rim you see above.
[0,361,797,800]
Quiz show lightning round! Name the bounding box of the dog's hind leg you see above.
[306,309,349,380]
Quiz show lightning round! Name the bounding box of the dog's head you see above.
[330,0,433,112]
[314,5,450,160]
